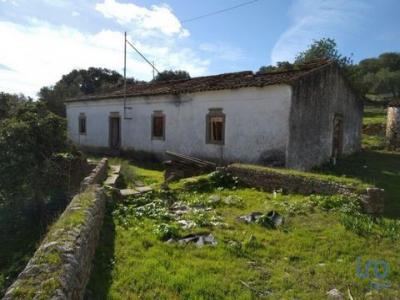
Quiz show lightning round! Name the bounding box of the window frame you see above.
[206,108,225,145]
[151,111,166,140]
[79,113,86,135]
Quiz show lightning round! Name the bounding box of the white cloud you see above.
[200,42,245,61]
[95,0,189,38]
[42,0,68,7]
[271,0,370,63]
[72,11,80,17]
[1,0,19,6]
[0,20,208,97]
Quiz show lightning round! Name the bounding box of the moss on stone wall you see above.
[3,159,109,300]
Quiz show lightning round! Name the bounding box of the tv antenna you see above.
[123,31,160,119]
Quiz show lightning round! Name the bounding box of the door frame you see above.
[331,113,343,159]
[109,112,121,149]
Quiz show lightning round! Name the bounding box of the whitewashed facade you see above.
[65,64,363,170]
[66,85,292,164]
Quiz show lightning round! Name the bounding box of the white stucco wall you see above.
[66,85,292,164]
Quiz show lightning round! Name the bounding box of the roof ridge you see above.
[65,64,335,103]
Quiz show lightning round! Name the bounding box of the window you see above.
[152,111,165,140]
[79,113,86,135]
[206,108,225,144]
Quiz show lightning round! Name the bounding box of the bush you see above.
[208,171,240,189]
[0,102,67,206]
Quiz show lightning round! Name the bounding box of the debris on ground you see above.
[163,151,216,182]
[170,201,191,217]
[237,210,284,228]
[177,220,197,229]
[326,288,344,299]
[237,212,263,223]
[167,233,217,247]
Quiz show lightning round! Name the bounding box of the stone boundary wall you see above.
[3,158,109,300]
[225,164,384,215]
[80,158,108,191]
[386,106,400,149]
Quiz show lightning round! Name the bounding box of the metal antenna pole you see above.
[126,39,161,75]
[123,31,127,119]
[152,61,155,80]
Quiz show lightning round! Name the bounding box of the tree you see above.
[0,92,29,121]
[378,52,400,71]
[38,67,131,117]
[374,68,400,97]
[257,61,295,74]
[0,102,67,211]
[294,38,352,67]
[153,70,190,82]
[355,52,400,97]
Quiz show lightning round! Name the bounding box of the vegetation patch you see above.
[87,159,400,299]
[229,163,370,192]
[4,186,101,299]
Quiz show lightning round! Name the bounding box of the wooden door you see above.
[109,116,121,149]
[332,115,343,159]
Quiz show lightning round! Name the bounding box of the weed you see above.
[378,218,400,240]
[243,234,263,250]
[208,171,240,189]
[310,194,360,212]
[153,223,180,240]
[340,212,374,236]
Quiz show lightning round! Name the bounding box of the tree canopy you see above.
[258,38,353,75]
[153,70,191,82]
[0,92,30,121]
[294,38,352,67]
[38,67,139,117]
[0,102,67,205]
[356,52,400,98]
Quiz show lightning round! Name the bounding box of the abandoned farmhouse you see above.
[65,62,362,170]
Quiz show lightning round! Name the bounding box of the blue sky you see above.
[0,0,399,97]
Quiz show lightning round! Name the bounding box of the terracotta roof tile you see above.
[66,61,332,102]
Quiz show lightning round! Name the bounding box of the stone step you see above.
[135,186,152,193]
[110,165,121,174]
[119,186,153,198]
[104,173,119,187]
[120,188,141,197]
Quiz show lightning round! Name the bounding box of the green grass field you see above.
[87,149,400,299]
[363,106,386,126]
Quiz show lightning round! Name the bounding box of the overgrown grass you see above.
[232,163,370,191]
[362,105,387,150]
[363,106,386,125]
[87,160,400,299]
[362,134,386,150]
[320,150,400,218]
[109,157,164,187]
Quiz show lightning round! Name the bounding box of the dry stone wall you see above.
[386,106,400,149]
[80,158,108,191]
[226,164,384,215]
[3,158,109,300]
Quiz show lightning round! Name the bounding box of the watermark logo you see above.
[356,257,391,289]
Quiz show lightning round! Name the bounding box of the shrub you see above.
[208,171,240,189]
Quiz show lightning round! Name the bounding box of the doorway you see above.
[109,114,121,149]
[332,114,343,159]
